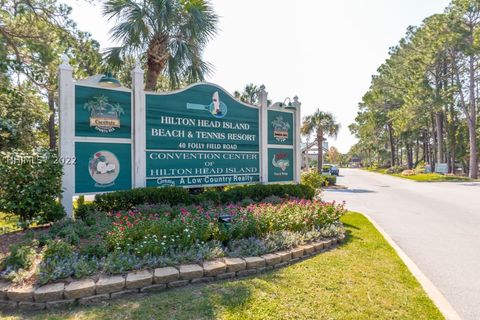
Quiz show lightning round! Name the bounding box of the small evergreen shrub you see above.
[301,170,328,189]
[0,149,64,223]
[92,184,314,211]
[2,241,37,271]
[94,187,191,211]
[325,175,337,186]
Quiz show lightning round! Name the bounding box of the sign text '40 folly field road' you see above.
[58,60,301,216]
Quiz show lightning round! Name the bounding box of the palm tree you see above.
[301,110,340,173]
[234,84,259,105]
[103,0,218,91]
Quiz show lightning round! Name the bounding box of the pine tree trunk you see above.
[435,111,443,163]
[468,53,478,178]
[468,119,477,178]
[387,122,395,167]
[415,137,419,166]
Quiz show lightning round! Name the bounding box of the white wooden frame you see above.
[59,60,301,217]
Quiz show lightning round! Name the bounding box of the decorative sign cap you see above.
[99,73,121,88]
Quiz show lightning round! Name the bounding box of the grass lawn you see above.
[391,173,470,182]
[364,168,471,182]
[0,212,19,235]
[364,167,385,174]
[2,212,443,320]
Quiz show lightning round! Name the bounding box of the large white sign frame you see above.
[58,59,302,217]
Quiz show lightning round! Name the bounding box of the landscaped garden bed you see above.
[365,166,471,182]
[1,213,443,319]
[0,184,346,310]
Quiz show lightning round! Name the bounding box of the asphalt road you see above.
[322,169,480,320]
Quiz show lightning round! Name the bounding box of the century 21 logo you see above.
[84,96,124,133]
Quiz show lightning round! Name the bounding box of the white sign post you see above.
[58,57,75,216]
[58,63,302,218]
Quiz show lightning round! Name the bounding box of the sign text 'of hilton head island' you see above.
[145,88,265,188]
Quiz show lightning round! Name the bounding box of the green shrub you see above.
[43,239,74,261]
[92,184,314,212]
[301,170,327,189]
[37,254,100,285]
[385,166,406,174]
[2,241,37,271]
[80,241,108,259]
[216,184,315,204]
[94,187,191,212]
[75,203,98,221]
[260,195,284,205]
[0,149,64,223]
[324,175,337,186]
[415,161,427,174]
[41,202,66,224]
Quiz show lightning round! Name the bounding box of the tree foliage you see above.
[0,0,102,151]
[350,0,480,178]
[103,0,218,91]
[301,110,340,172]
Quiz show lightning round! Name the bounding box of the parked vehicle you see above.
[322,164,339,176]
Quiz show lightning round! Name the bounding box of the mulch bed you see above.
[0,226,50,256]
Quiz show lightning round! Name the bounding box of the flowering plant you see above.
[105,200,345,256]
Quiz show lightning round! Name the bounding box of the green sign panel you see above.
[146,84,260,187]
[146,151,259,187]
[268,148,294,182]
[75,142,132,193]
[268,110,294,145]
[75,85,132,138]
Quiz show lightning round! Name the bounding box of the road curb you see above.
[360,212,462,320]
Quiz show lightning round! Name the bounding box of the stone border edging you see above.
[360,212,461,320]
[0,236,344,312]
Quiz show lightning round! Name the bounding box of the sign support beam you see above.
[258,85,269,183]
[58,56,75,217]
[132,62,146,188]
[293,96,302,183]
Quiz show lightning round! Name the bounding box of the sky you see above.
[64,0,451,153]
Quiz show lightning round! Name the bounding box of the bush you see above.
[324,175,337,186]
[213,184,315,204]
[385,166,406,174]
[75,203,98,221]
[94,187,191,212]
[301,170,327,189]
[415,162,426,174]
[92,184,314,212]
[43,239,74,261]
[401,170,416,176]
[105,200,346,255]
[41,202,66,224]
[0,149,63,223]
[2,241,37,271]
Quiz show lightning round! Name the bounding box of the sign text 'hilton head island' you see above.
[146,85,261,187]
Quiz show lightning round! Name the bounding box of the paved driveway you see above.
[322,169,480,320]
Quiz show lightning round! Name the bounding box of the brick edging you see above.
[0,235,345,311]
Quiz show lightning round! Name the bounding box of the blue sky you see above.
[64,0,451,153]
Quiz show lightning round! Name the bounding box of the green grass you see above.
[364,167,385,174]
[2,212,443,320]
[391,173,471,182]
[364,168,471,182]
[0,212,19,235]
